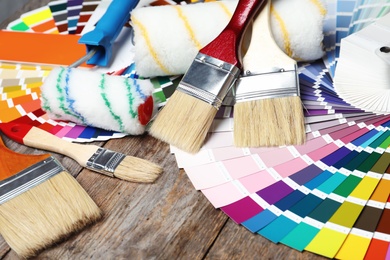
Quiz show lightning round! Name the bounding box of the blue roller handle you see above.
[78,0,139,67]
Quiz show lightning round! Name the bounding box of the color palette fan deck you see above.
[171,0,390,259]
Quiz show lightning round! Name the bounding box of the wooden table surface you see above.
[0,1,327,259]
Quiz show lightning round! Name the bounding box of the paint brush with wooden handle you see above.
[234,0,306,147]
[0,133,102,258]
[0,122,163,183]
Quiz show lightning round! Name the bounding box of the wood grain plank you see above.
[0,239,9,259]
[1,136,228,259]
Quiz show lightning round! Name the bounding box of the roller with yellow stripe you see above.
[131,0,327,78]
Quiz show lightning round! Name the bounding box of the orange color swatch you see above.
[0,30,92,67]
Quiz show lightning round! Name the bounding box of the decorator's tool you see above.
[149,0,266,154]
[234,0,306,147]
[0,122,163,183]
[40,67,155,135]
[18,0,156,138]
[0,134,102,258]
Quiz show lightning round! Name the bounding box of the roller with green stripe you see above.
[40,67,155,135]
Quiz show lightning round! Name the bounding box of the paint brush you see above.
[149,0,265,154]
[0,122,163,183]
[0,134,102,258]
[234,0,305,147]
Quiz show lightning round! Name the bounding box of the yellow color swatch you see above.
[21,6,52,26]
[305,228,347,258]
[349,176,381,200]
[335,232,370,259]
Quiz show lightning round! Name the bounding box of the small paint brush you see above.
[0,134,102,258]
[0,122,163,183]
[149,0,266,154]
[234,0,305,147]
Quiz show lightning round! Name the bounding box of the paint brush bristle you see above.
[0,137,102,258]
[234,95,305,147]
[150,90,218,153]
[113,155,163,183]
[0,172,102,258]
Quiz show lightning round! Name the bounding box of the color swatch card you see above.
[0,30,90,67]
[303,153,389,258]
[364,192,390,259]
[200,124,390,207]
[334,12,390,114]
[48,0,69,34]
[6,19,32,32]
[75,0,101,34]
[67,0,85,34]
[334,174,390,259]
[20,6,59,34]
[347,0,390,35]
[322,0,390,77]
[280,150,389,252]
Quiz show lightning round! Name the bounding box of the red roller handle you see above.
[200,0,266,68]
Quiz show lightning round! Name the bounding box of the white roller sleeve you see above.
[40,67,155,135]
[131,0,327,77]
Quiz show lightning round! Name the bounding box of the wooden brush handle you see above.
[0,123,99,167]
[200,0,266,67]
[243,0,296,71]
[0,133,50,181]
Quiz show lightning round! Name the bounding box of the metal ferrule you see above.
[177,53,241,109]
[222,87,236,106]
[235,64,300,103]
[86,148,125,177]
[0,156,65,205]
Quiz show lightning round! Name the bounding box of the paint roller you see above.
[40,67,154,135]
[41,0,155,135]
[130,0,327,78]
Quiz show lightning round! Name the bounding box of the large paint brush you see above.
[234,0,306,147]
[0,122,163,183]
[0,134,102,258]
[149,0,266,154]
